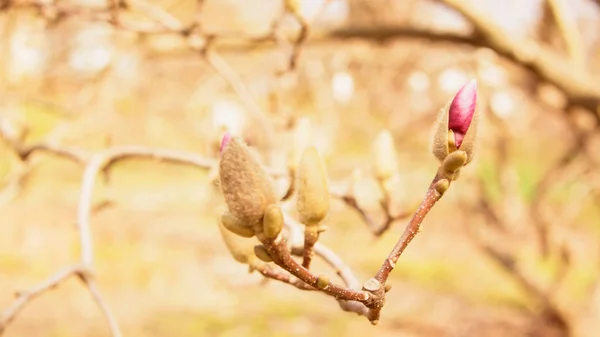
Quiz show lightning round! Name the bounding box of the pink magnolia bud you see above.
[220,132,232,154]
[448,80,477,148]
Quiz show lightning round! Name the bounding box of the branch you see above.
[374,173,444,284]
[0,128,221,335]
[440,0,600,113]
[546,0,586,68]
[0,265,83,334]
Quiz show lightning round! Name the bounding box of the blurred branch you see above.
[439,0,600,115]
[469,234,571,333]
[0,123,220,335]
[463,186,573,333]
[0,265,83,334]
[284,213,360,290]
[4,0,599,118]
[546,0,586,68]
[332,188,412,236]
[460,112,592,335]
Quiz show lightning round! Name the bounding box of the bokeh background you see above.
[1,0,600,336]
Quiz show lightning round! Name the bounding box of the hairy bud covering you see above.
[220,209,255,238]
[220,137,277,226]
[432,80,479,164]
[442,150,468,174]
[296,147,330,225]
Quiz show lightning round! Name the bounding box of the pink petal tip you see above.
[220,132,232,153]
[448,79,477,147]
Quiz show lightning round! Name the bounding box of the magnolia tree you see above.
[216,80,479,324]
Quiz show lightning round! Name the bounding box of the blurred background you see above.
[1,0,600,336]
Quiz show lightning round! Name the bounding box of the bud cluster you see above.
[213,80,480,322]
[217,131,332,267]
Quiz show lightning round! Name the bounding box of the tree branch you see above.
[439,0,600,113]
[0,265,83,334]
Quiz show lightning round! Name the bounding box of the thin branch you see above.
[332,187,412,236]
[284,213,361,289]
[546,0,586,68]
[202,49,275,146]
[80,275,122,337]
[374,173,444,284]
[251,262,315,290]
[466,228,571,333]
[0,265,83,335]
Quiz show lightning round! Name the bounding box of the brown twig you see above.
[283,213,361,289]
[333,188,412,236]
[251,262,315,290]
[374,173,444,284]
[301,225,318,269]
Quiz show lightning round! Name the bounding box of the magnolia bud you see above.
[316,274,330,289]
[442,150,468,174]
[254,245,273,262]
[263,204,284,239]
[372,129,399,181]
[432,80,478,163]
[449,80,477,148]
[220,136,277,226]
[220,209,254,238]
[296,147,330,225]
[217,214,256,264]
[434,179,450,196]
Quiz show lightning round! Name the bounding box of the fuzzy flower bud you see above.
[219,136,277,227]
[217,213,256,264]
[432,79,479,164]
[296,147,330,225]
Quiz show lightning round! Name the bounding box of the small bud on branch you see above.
[217,214,256,264]
[263,204,284,239]
[220,209,255,238]
[254,245,273,262]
